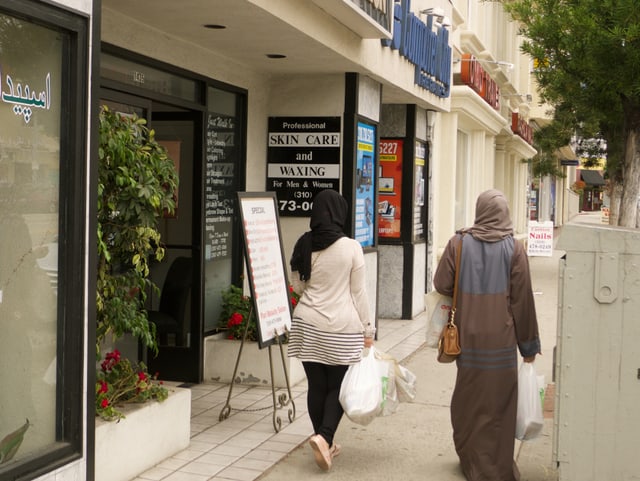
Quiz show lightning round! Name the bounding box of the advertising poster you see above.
[267,117,341,216]
[237,192,292,348]
[378,139,403,238]
[413,141,426,240]
[355,122,376,247]
[527,221,554,257]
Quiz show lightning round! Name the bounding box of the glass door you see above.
[100,90,203,382]
[147,108,202,382]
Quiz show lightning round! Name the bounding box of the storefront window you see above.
[0,3,87,477]
[0,12,61,464]
[203,87,243,332]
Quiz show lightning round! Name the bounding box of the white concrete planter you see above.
[94,386,191,481]
[204,333,305,387]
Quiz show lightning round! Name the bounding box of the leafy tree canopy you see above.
[491,0,640,225]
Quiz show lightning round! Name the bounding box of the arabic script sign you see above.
[1,69,51,123]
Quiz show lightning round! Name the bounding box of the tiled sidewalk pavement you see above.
[133,314,427,481]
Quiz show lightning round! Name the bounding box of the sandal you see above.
[330,443,341,458]
[309,434,332,471]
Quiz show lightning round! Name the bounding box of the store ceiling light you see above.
[204,24,226,29]
[266,54,287,59]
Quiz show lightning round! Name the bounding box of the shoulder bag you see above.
[437,236,463,363]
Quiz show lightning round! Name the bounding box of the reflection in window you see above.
[203,87,241,333]
[0,14,61,465]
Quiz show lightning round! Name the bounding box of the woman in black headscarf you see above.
[289,189,375,472]
[434,189,541,481]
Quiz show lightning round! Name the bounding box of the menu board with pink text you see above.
[237,192,292,348]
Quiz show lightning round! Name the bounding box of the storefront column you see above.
[378,104,428,319]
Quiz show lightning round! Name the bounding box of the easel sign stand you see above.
[218,192,296,432]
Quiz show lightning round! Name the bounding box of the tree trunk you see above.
[608,180,623,226]
[618,97,640,227]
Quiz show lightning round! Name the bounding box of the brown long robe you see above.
[434,192,540,481]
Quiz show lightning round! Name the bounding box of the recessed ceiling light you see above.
[204,24,226,29]
[266,54,286,59]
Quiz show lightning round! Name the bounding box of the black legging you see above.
[302,361,349,447]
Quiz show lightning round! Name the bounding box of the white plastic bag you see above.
[425,290,452,348]
[395,363,417,403]
[379,358,399,417]
[374,349,417,403]
[516,362,544,441]
[339,347,383,425]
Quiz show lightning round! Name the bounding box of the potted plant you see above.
[204,283,303,386]
[217,283,299,341]
[94,107,189,481]
[96,106,178,360]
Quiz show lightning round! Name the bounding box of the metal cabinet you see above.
[554,223,640,481]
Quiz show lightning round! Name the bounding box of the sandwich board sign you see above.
[237,192,293,348]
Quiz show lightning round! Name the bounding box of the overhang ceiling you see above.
[101,0,418,105]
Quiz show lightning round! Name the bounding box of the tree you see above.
[96,106,179,353]
[493,0,640,226]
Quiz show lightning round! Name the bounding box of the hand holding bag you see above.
[515,362,544,440]
[339,347,383,425]
[437,237,463,363]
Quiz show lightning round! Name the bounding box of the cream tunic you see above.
[288,237,373,365]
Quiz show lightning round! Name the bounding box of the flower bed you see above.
[94,385,190,481]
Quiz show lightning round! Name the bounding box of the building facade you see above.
[0,1,546,479]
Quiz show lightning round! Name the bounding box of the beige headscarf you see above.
[460,189,514,242]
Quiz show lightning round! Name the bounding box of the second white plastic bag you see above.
[515,362,544,441]
[339,347,383,425]
[425,290,452,348]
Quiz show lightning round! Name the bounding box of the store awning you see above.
[580,170,606,186]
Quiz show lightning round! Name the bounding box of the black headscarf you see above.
[290,189,348,280]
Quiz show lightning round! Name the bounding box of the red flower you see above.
[227,312,244,327]
[291,297,297,307]
[106,350,121,362]
[137,371,148,383]
[288,285,294,293]
[228,334,235,340]
[98,381,108,394]
[100,398,109,408]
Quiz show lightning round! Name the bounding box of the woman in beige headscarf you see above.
[434,189,540,481]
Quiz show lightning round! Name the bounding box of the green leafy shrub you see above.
[96,106,178,354]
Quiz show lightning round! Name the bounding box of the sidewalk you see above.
[131,218,590,481]
[132,316,428,481]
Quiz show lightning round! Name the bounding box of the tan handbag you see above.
[437,237,463,363]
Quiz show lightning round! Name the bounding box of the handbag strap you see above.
[450,235,464,324]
